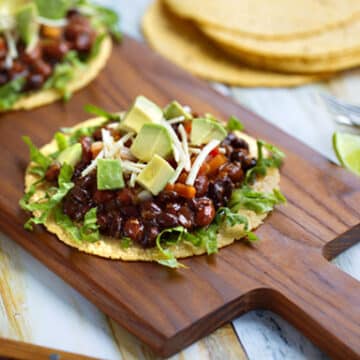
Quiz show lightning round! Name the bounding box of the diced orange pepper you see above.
[178,172,188,184]
[198,162,210,175]
[173,183,196,199]
[41,25,61,39]
[207,154,227,176]
[165,183,175,191]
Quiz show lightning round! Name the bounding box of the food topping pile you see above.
[21,96,286,267]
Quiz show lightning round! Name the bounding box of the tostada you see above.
[20,96,286,268]
[0,0,121,111]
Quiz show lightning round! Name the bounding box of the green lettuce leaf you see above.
[0,77,26,111]
[23,136,52,178]
[54,206,81,241]
[84,104,120,121]
[44,51,83,101]
[229,186,286,214]
[35,0,71,19]
[245,140,285,184]
[80,207,99,242]
[120,237,132,249]
[20,163,74,230]
[155,227,187,268]
[226,115,244,131]
[54,132,69,151]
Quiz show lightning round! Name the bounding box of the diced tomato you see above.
[210,147,219,157]
[165,183,175,191]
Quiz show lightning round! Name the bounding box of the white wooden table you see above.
[0,1,359,359]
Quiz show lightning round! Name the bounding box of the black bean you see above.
[45,162,61,182]
[140,225,159,248]
[123,218,144,242]
[140,201,162,221]
[194,175,209,197]
[157,213,179,228]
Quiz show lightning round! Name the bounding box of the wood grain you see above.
[0,337,98,360]
[0,36,359,358]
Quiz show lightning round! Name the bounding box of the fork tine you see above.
[322,93,360,116]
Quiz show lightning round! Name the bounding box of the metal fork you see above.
[321,93,360,127]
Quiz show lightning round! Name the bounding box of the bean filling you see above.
[49,121,257,248]
[0,10,96,91]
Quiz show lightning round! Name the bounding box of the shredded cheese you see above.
[37,16,68,27]
[167,115,185,125]
[169,161,185,185]
[81,150,104,176]
[4,30,17,69]
[129,173,137,187]
[161,120,185,165]
[101,129,114,158]
[186,139,220,186]
[178,124,191,172]
[189,147,201,154]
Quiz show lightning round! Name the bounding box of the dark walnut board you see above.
[0,36,359,359]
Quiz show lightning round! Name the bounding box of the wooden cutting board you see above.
[0,36,359,359]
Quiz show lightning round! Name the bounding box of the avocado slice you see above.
[136,155,175,195]
[190,118,227,146]
[163,101,192,120]
[57,143,82,167]
[15,3,39,47]
[97,159,124,190]
[120,96,163,133]
[130,124,172,162]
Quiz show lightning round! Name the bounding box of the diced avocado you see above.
[130,124,172,162]
[163,101,192,120]
[97,159,124,190]
[15,3,39,47]
[190,118,227,146]
[57,143,82,167]
[120,96,163,133]
[136,155,175,195]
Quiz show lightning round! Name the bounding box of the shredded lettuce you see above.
[54,206,81,241]
[84,104,120,121]
[35,0,70,19]
[20,163,74,230]
[226,115,244,131]
[246,140,285,184]
[80,207,99,242]
[44,51,83,101]
[54,132,69,151]
[229,186,286,214]
[0,77,26,111]
[120,237,132,249]
[22,136,52,177]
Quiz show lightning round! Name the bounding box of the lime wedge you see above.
[333,132,360,176]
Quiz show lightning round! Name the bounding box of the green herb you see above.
[226,115,244,131]
[22,136,52,177]
[120,237,132,249]
[44,51,83,101]
[20,163,74,230]
[0,77,26,111]
[54,132,69,151]
[246,232,259,243]
[80,207,99,242]
[58,125,102,145]
[229,186,286,214]
[84,104,120,121]
[245,140,285,184]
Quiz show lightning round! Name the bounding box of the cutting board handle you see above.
[268,252,360,360]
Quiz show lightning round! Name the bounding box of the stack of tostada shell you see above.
[142,0,360,87]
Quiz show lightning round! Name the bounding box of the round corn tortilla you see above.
[164,0,360,40]
[24,117,281,262]
[199,23,360,73]
[8,36,112,111]
[141,1,327,87]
